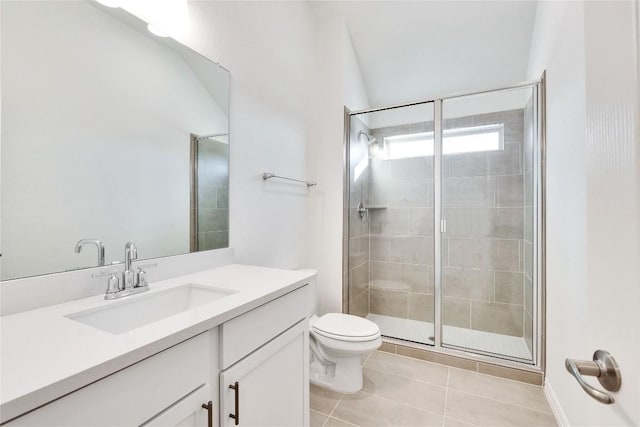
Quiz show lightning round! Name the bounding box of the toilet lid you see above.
[312,313,380,340]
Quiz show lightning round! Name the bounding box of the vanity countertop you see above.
[0,264,315,424]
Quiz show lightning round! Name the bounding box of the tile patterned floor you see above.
[310,351,558,427]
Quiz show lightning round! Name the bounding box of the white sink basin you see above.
[66,283,236,334]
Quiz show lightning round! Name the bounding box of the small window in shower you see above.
[383,123,504,159]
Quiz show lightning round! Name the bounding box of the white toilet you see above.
[309,312,382,393]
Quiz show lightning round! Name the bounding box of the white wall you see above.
[306,17,370,314]
[342,28,371,118]
[1,1,228,279]
[528,1,640,425]
[527,3,588,424]
[180,1,317,270]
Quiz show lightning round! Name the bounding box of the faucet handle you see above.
[92,270,121,295]
[92,269,119,278]
[136,263,158,270]
[136,263,157,288]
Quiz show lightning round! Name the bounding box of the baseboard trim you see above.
[544,379,570,427]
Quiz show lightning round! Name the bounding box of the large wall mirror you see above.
[1,1,230,280]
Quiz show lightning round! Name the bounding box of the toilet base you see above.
[310,354,364,393]
[308,313,381,394]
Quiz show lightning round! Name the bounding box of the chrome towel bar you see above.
[262,172,317,187]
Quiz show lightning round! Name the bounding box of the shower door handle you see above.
[565,350,621,404]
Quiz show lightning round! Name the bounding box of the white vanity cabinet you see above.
[7,330,218,427]
[4,282,312,427]
[218,286,310,427]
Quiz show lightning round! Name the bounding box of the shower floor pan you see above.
[366,313,532,361]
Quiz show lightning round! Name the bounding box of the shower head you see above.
[358,130,377,145]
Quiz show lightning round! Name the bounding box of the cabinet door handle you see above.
[228,382,239,425]
[201,401,213,427]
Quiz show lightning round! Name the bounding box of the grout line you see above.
[442,172,526,179]
[368,259,526,275]
[439,295,524,308]
[327,393,345,420]
[349,260,369,270]
[356,389,446,418]
[349,288,368,302]
[445,415,478,427]
[492,270,497,304]
[318,410,330,427]
[445,236,527,242]
[374,349,456,372]
[364,361,449,388]
[326,415,360,427]
[519,238,523,274]
[443,368,451,426]
[437,206,525,211]
[449,388,555,415]
[446,236,450,267]
[362,351,373,366]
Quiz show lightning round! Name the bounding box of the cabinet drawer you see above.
[9,333,212,426]
[220,285,310,369]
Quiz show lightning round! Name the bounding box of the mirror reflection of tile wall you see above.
[197,139,229,251]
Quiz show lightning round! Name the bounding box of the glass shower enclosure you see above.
[345,82,542,366]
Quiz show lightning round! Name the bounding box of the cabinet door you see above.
[220,321,309,427]
[143,384,212,427]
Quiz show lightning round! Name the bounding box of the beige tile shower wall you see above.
[368,122,436,323]
[523,98,535,353]
[365,110,528,339]
[348,117,371,317]
[197,140,229,250]
[443,109,526,337]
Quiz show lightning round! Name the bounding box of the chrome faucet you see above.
[74,239,105,267]
[93,242,156,300]
[123,241,138,290]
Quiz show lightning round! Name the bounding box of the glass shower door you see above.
[347,102,436,345]
[440,87,536,362]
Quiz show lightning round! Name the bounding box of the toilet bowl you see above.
[309,313,381,393]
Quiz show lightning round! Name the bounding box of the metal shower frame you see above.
[342,75,547,374]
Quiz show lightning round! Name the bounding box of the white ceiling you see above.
[311,1,538,108]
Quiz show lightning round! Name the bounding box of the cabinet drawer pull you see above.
[201,401,213,427]
[229,382,239,425]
